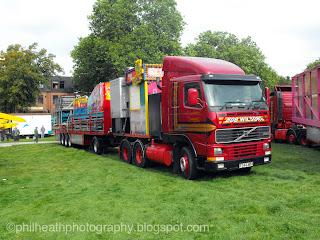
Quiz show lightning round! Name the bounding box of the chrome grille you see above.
[215,126,270,144]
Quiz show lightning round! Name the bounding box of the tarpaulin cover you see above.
[87,82,110,114]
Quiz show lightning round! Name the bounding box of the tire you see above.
[298,131,311,147]
[92,136,103,155]
[67,134,72,147]
[63,134,68,147]
[120,139,132,164]
[64,133,68,146]
[286,130,296,144]
[132,140,149,168]
[179,147,199,180]
[60,134,64,145]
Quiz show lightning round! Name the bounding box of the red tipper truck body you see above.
[270,85,294,142]
[56,56,272,179]
[270,64,320,146]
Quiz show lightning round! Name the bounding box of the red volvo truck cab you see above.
[156,57,271,178]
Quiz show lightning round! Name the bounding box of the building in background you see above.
[29,76,75,113]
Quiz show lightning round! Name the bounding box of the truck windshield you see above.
[203,81,268,111]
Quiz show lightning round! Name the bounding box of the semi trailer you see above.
[55,57,272,179]
[270,64,320,146]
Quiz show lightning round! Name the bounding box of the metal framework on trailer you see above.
[292,65,320,128]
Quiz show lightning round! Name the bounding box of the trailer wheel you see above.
[64,133,69,146]
[298,131,311,147]
[133,140,149,168]
[60,134,64,145]
[286,130,296,144]
[63,134,68,147]
[120,139,132,164]
[179,147,199,180]
[92,136,103,155]
[67,134,72,147]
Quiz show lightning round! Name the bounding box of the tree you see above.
[0,43,62,113]
[183,31,279,89]
[71,0,185,92]
[305,57,320,71]
[277,76,291,86]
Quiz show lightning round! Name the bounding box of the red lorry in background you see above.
[55,56,272,179]
[270,64,320,146]
[270,85,296,143]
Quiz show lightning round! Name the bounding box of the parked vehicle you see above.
[270,64,320,146]
[270,85,296,143]
[55,57,272,179]
[12,113,52,137]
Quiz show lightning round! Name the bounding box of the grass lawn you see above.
[0,142,320,239]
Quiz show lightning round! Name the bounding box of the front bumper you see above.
[201,155,271,172]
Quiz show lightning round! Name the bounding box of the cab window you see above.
[184,82,202,108]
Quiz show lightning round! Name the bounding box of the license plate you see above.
[239,162,253,168]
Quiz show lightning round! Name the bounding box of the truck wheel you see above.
[67,134,72,147]
[60,134,64,145]
[92,136,103,155]
[298,131,311,147]
[120,139,132,164]
[286,130,296,144]
[133,140,149,168]
[179,147,199,180]
[64,133,68,146]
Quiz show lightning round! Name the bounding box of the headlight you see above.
[263,143,270,150]
[214,148,223,155]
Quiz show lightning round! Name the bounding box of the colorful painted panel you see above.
[88,82,110,114]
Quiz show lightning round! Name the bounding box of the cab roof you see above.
[163,56,245,75]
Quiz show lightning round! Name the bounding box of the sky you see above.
[0,0,319,78]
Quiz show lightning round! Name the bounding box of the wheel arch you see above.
[165,134,197,158]
[286,128,298,137]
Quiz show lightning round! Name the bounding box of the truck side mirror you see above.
[188,88,199,106]
[156,77,162,90]
[265,87,270,107]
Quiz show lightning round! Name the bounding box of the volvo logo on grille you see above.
[235,127,257,142]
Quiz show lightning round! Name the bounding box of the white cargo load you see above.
[12,114,52,136]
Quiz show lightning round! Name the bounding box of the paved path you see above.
[0,141,59,147]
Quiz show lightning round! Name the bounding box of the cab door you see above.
[176,81,207,156]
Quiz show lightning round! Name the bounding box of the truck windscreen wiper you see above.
[246,100,262,109]
[219,101,245,110]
